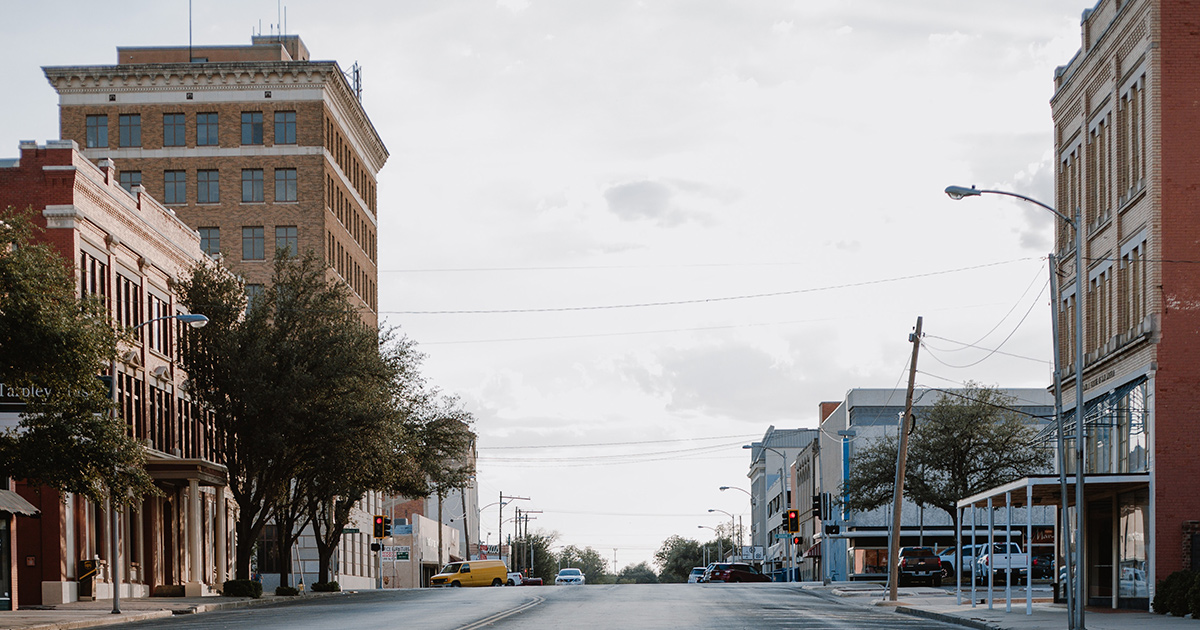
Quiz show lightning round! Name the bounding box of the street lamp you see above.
[708,508,737,556]
[108,312,207,613]
[719,487,751,552]
[946,184,1084,629]
[744,444,792,582]
[697,525,723,564]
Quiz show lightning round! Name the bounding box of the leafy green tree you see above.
[617,561,660,584]
[841,383,1051,534]
[554,544,608,584]
[654,535,707,583]
[0,207,152,503]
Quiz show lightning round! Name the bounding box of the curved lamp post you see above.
[708,508,737,556]
[109,313,207,613]
[743,444,792,582]
[946,184,1084,629]
[697,525,723,565]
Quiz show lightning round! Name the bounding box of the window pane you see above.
[197,113,219,146]
[275,226,298,257]
[164,170,186,204]
[275,168,297,202]
[197,170,219,204]
[241,169,264,203]
[242,226,264,260]
[241,112,263,145]
[119,114,141,147]
[163,113,186,147]
[198,227,220,255]
[274,111,296,144]
[118,171,141,194]
[86,115,108,148]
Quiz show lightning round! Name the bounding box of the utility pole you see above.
[499,492,529,568]
[888,316,923,602]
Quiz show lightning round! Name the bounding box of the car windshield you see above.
[690,568,705,574]
[559,569,582,576]
[441,563,462,574]
[900,547,935,557]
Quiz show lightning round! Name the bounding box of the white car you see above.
[555,567,585,585]
[687,567,705,583]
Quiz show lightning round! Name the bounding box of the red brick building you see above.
[1046,0,1200,610]
[0,140,231,605]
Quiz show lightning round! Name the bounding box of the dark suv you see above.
[702,562,771,583]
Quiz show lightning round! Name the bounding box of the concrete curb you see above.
[893,605,1002,630]
[11,610,174,630]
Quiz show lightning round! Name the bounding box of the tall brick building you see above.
[43,34,384,328]
[1,140,230,604]
[1045,0,1200,610]
[41,34,389,590]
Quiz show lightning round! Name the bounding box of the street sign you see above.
[396,546,410,561]
[342,528,360,534]
[774,532,791,540]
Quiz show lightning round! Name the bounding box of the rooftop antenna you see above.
[188,0,193,61]
[284,6,287,36]
[277,0,281,37]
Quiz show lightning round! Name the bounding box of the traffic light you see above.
[792,535,802,546]
[811,494,821,518]
[383,516,392,536]
[786,509,799,533]
[373,515,385,538]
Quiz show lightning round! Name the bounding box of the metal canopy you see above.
[956,473,1149,509]
[0,489,39,516]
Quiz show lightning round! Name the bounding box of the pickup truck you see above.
[937,544,984,578]
[974,543,1029,585]
[897,547,942,587]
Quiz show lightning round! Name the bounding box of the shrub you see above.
[275,586,300,596]
[311,581,340,592]
[222,579,263,599]
[1188,576,1200,620]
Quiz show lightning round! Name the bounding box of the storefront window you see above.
[1118,489,1149,599]
[1118,382,1148,473]
[853,548,888,575]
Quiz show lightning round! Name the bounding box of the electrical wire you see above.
[479,433,758,450]
[923,264,1047,353]
[383,258,1038,315]
[923,334,1051,365]
[918,279,1048,370]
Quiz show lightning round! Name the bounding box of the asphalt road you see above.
[115,584,963,630]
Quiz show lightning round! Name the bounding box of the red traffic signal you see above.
[792,535,802,546]
[373,515,386,538]
[786,509,799,533]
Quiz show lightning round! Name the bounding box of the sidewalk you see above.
[806,582,1197,630]
[0,591,351,630]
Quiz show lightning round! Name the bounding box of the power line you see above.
[480,433,758,450]
[923,334,1051,365]
[384,258,1038,315]
[919,278,1047,369]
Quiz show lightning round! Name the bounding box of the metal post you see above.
[108,360,121,614]
[1072,209,1087,630]
[1026,483,1033,615]
[956,506,962,605]
[1005,492,1012,613]
[987,497,994,610]
[1049,253,1076,630]
[971,503,977,608]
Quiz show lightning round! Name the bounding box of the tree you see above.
[841,383,1051,534]
[617,562,660,584]
[554,545,608,584]
[654,535,705,583]
[0,207,152,503]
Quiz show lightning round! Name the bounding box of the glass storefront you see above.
[1117,489,1150,602]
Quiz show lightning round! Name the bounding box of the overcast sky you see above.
[1,0,1089,570]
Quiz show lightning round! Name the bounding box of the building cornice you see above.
[43,61,389,174]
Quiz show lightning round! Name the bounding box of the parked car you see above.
[702,562,771,583]
[687,567,706,583]
[522,576,543,586]
[555,568,586,585]
[506,572,524,586]
[430,560,509,587]
[937,544,986,578]
[897,547,942,587]
[1031,554,1055,579]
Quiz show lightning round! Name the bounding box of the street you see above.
[115,584,962,630]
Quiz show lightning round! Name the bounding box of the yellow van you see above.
[430,559,509,587]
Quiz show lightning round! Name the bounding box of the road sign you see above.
[342,528,360,534]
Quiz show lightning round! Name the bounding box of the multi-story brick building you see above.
[0,140,231,604]
[41,33,389,590]
[1040,0,1200,610]
[42,34,384,327]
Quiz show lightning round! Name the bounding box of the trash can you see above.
[78,559,98,599]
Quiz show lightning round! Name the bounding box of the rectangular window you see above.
[244,284,265,314]
[118,170,141,194]
[242,226,265,260]
[119,114,141,147]
[197,112,219,146]
[197,170,219,204]
[241,169,264,203]
[198,227,220,256]
[86,115,108,148]
[275,168,297,202]
[148,294,171,356]
[241,112,263,145]
[163,170,186,204]
[275,226,298,257]
[163,113,186,147]
[274,111,296,144]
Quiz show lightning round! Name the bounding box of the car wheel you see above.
[506,579,515,586]
[940,562,952,579]
[451,581,461,587]
[492,578,503,586]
